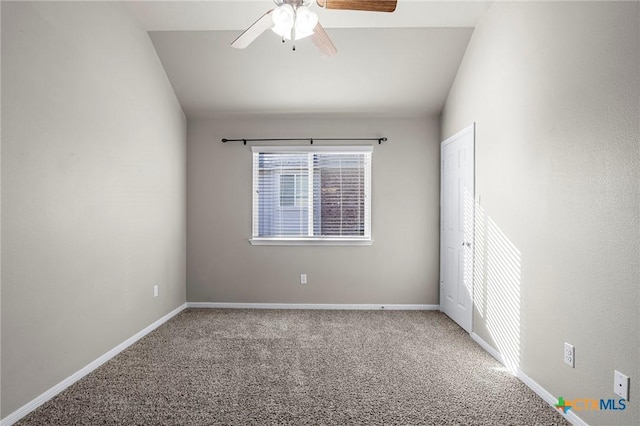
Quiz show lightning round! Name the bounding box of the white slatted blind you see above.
[252,146,372,242]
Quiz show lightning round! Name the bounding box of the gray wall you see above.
[441,1,639,425]
[187,117,440,304]
[1,1,186,417]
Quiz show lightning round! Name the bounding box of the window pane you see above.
[315,154,365,236]
[256,153,309,237]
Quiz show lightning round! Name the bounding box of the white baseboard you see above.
[471,332,506,365]
[0,303,187,426]
[517,369,588,426]
[470,333,588,426]
[187,302,439,310]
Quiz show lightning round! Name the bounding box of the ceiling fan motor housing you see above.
[272,1,318,41]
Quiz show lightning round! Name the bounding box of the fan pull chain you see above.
[292,7,297,51]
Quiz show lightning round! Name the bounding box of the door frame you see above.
[439,123,476,333]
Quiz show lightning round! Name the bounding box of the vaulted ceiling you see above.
[126,1,493,118]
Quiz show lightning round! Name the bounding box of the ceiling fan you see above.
[231,0,398,56]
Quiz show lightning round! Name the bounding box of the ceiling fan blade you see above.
[231,10,274,49]
[311,22,337,56]
[317,0,397,12]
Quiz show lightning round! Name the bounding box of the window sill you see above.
[249,238,373,246]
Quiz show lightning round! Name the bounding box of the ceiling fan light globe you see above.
[272,26,293,40]
[295,6,318,36]
[294,28,314,40]
[271,4,294,30]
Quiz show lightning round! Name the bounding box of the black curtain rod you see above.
[221,137,387,145]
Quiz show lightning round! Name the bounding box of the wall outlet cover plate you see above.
[564,343,575,368]
[614,370,629,400]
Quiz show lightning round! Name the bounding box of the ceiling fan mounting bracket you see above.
[273,0,312,9]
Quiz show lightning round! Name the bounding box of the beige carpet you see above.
[18,309,569,425]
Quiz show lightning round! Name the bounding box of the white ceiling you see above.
[126,1,493,118]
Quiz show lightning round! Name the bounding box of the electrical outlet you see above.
[614,370,629,400]
[300,274,307,284]
[153,285,159,298]
[564,343,575,368]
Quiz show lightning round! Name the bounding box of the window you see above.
[251,146,372,245]
[279,174,308,207]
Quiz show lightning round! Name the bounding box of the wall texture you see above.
[441,1,639,425]
[187,116,440,305]
[1,1,186,417]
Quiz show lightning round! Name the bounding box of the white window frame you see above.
[250,145,373,246]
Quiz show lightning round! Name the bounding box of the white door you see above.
[440,124,475,332]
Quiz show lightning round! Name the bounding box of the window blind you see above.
[251,146,372,243]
